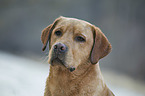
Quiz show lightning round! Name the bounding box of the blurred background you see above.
[0,0,145,96]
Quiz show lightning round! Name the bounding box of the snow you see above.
[0,52,49,96]
[0,51,145,96]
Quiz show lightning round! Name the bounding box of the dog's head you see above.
[41,16,111,72]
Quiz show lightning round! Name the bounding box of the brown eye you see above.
[55,31,62,36]
[75,36,86,42]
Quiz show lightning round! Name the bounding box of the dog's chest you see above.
[49,78,81,96]
[48,76,98,96]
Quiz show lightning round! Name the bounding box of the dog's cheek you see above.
[72,49,83,68]
[64,51,74,67]
[63,47,79,68]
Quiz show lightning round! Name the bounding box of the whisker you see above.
[40,52,49,64]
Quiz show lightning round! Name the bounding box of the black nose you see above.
[69,67,75,72]
[53,43,67,53]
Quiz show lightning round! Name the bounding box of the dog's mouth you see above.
[51,57,65,66]
[50,57,75,72]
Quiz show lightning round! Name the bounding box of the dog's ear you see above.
[90,26,112,64]
[41,24,52,45]
[41,17,62,51]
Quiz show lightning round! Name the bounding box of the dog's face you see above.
[41,16,111,72]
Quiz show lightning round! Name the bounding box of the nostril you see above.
[54,45,57,49]
[60,46,65,51]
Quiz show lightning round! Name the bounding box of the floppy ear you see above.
[90,26,112,64]
[41,17,61,51]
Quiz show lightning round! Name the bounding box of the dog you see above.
[41,16,114,96]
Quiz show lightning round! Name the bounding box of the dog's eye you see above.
[75,36,86,42]
[55,31,62,36]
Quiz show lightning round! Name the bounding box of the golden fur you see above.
[41,16,114,96]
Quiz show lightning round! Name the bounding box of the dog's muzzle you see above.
[50,42,75,72]
[51,42,67,66]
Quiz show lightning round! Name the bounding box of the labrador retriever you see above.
[41,16,114,96]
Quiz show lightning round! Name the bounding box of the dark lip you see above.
[51,57,75,72]
[51,57,65,66]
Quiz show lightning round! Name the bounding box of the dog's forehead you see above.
[56,17,92,35]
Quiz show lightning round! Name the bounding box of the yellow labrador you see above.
[41,16,114,96]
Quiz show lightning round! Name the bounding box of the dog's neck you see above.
[49,62,102,79]
[48,62,107,95]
